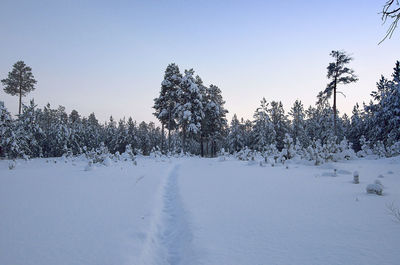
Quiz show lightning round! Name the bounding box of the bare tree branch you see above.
[379,0,400,44]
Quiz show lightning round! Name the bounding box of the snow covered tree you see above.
[115,118,128,154]
[203,84,228,157]
[365,61,400,146]
[105,116,117,153]
[1,61,37,115]
[228,114,244,152]
[0,101,22,158]
[348,103,364,151]
[288,99,307,147]
[268,101,289,151]
[17,100,45,157]
[126,117,138,152]
[252,98,275,151]
[175,69,204,153]
[305,99,335,145]
[153,63,182,152]
[137,121,151,155]
[318,51,358,135]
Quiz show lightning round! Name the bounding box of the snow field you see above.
[0,156,400,265]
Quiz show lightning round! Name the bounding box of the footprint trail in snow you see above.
[140,164,195,265]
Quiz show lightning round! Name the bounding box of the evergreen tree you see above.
[203,84,228,156]
[175,69,204,152]
[252,98,275,151]
[365,61,400,145]
[288,99,307,147]
[318,50,358,134]
[268,101,289,150]
[153,63,181,152]
[228,114,244,152]
[348,104,364,151]
[1,61,37,115]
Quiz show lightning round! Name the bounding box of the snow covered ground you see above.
[0,156,399,265]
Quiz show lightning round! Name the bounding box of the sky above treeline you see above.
[0,0,399,123]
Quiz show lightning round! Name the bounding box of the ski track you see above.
[139,164,194,265]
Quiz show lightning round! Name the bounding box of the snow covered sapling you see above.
[366,180,383,195]
[84,160,93,171]
[357,136,372,157]
[353,171,359,184]
[8,160,16,170]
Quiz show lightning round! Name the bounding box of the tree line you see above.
[1,55,399,159]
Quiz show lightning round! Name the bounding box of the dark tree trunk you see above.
[168,109,171,152]
[200,136,204,157]
[161,124,165,153]
[181,126,186,153]
[19,87,22,115]
[333,76,337,136]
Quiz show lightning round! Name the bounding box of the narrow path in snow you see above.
[139,164,194,265]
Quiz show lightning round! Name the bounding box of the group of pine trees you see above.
[1,58,399,159]
[0,100,164,158]
[153,63,228,157]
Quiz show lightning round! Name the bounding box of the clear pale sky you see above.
[0,0,399,123]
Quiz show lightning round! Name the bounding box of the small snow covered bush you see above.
[8,160,16,170]
[121,144,136,162]
[85,142,112,165]
[353,171,359,184]
[84,160,93,171]
[366,180,383,195]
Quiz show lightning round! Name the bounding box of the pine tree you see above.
[1,61,37,115]
[0,101,21,158]
[153,63,182,152]
[348,103,364,151]
[203,84,228,157]
[175,69,204,152]
[228,114,244,152]
[252,98,275,151]
[318,50,358,134]
[365,61,400,145]
[288,99,307,147]
[137,121,151,155]
[268,101,289,150]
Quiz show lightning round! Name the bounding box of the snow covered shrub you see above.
[337,138,356,160]
[121,144,136,162]
[373,141,388,158]
[387,141,400,157]
[353,171,359,184]
[281,134,295,160]
[357,136,372,157]
[149,147,162,159]
[218,148,229,162]
[8,160,16,170]
[102,156,112,167]
[85,142,112,165]
[304,140,323,165]
[236,147,252,161]
[375,179,383,187]
[366,180,383,195]
[84,160,93,171]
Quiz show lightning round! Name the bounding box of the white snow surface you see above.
[1,156,400,265]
